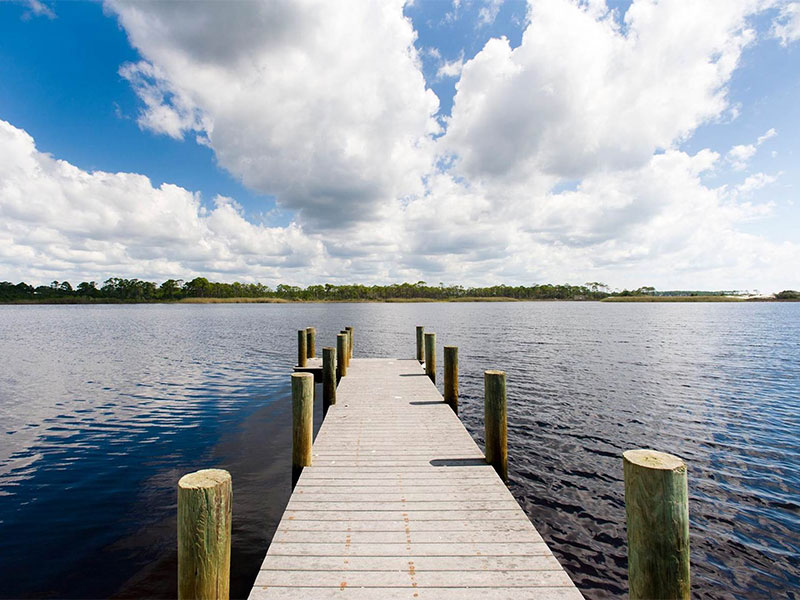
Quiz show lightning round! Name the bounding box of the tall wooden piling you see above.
[444,346,458,415]
[345,326,354,359]
[322,347,336,417]
[623,449,690,600]
[416,326,425,363]
[297,330,307,367]
[340,330,350,367]
[306,327,316,358]
[178,469,232,600]
[291,372,314,488]
[424,332,436,383]
[484,370,507,482]
[336,334,347,379]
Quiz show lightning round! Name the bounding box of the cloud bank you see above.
[1,0,798,291]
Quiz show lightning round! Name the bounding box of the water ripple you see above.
[0,302,797,599]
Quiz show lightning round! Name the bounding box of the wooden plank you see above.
[254,569,574,587]
[249,357,582,599]
[275,520,540,533]
[251,587,584,599]
[271,530,543,544]
[280,510,527,521]
[291,492,512,502]
[258,555,562,571]
[264,542,553,557]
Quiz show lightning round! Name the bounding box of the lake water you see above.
[0,302,797,599]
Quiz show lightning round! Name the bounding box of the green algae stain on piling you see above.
[305,327,316,358]
[297,330,307,367]
[340,330,350,367]
[291,373,314,488]
[484,370,507,482]
[345,326,354,359]
[624,449,690,600]
[322,346,336,417]
[424,332,436,383]
[444,346,458,415]
[178,469,232,600]
[337,333,347,379]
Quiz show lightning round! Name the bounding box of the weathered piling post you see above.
[484,370,507,482]
[291,372,314,488]
[416,326,425,363]
[444,346,458,415]
[623,449,690,600]
[306,327,316,358]
[297,330,307,367]
[322,347,336,417]
[340,330,350,367]
[424,332,436,383]
[178,469,232,600]
[345,326,354,359]
[336,333,348,380]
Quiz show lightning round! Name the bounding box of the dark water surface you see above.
[0,303,797,599]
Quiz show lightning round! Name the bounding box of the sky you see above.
[0,0,798,292]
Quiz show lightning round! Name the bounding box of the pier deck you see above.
[250,357,582,599]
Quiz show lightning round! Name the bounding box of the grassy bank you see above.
[1,296,537,305]
[8,295,792,305]
[178,297,289,303]
[182,296,521,303]
[602,295,744,302]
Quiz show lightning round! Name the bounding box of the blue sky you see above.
[0,0,798,291]
[0,1,276,221]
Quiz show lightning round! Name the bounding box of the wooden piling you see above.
[424,332,436,383]
[416,326,425,363]
[306,327,316,359]
[292,372,314,488]
[623,449,690,600]
[484,370,507,482]
[345,326,354,359]
[336,334,347,379]
[444,346,458,415]
[297,330,307,368]
[322,347,336,417]
[178,469,232,600]
[340,330,350,367]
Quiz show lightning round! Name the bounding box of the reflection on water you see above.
[0,302,797,599]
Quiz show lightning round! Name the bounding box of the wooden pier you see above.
[248,356,583,599]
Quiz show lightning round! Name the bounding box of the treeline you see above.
[4,278,790,303]
[0,277,620,302]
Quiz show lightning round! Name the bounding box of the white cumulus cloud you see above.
[442,0,761,183]
[0,120,323,285]
[2,0,798,293]
[772,2,800,45]
[726,127,778,169]
[108,0,440,230]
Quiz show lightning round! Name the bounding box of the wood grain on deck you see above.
[250,358,582,599]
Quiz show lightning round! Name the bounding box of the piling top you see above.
[178,469,231,489]
[292,372,314,381]
[624,449,685,471]
[484,369,505,376]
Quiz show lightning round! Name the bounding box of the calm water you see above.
[0,302,797,598]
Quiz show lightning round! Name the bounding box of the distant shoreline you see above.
[1,296,796,305]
